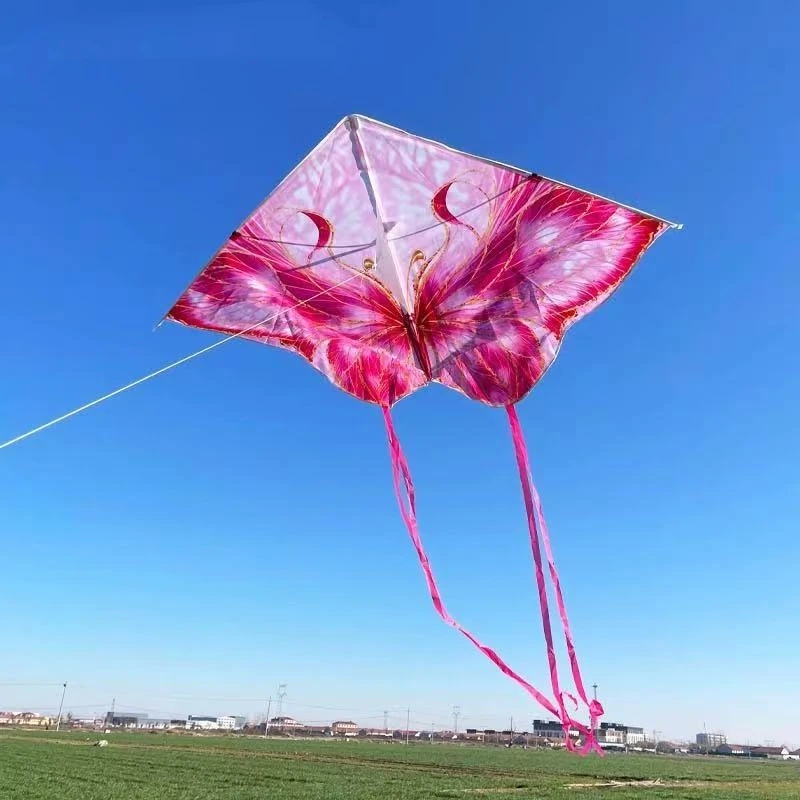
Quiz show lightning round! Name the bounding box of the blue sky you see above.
[2,1,798,745]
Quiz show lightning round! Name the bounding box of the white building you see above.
[598,722,625,745]
[73,718,104,729]
[187,715,218,731]
[269,716,303,729]
[217,715,246,731]
[137,718,170,730]
[598,722,645,746]
[625,727,646,745]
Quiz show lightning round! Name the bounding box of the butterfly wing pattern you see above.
[167,120,427,405]
[168,116,667,408]
[347,117,668,405]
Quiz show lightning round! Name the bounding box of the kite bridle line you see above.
[0,272,363,452]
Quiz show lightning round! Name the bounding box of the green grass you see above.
[1,729,798,799]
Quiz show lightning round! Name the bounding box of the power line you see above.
[0,682,66,687]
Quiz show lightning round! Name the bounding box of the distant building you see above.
[751,746,792,760]
[697,732,726,748]
[714,743,793,759]
[137,718,172,730]
[217,715,246,731]
[598,722,645,746]
[624,726,646,745]
[187,715,218,731]
[716,743,756,757]
[531,720,579,741]
[269,716,302,729]
[0,712,52,727]
[532,720,563,740]
[360,727,391,738]
[331,720,359,736]
[598,722,625,745]
[106,713,147,728]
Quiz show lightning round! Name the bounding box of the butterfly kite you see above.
[165,116,678,753]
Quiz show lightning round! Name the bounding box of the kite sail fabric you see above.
[166,115,674,752]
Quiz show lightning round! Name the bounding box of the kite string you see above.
[382,406,603,747]
[506,404,603,755]
[0,274,360,452]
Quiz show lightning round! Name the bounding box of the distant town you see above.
[2,710,798,761]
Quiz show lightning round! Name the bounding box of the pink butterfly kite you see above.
[165,116,678,753]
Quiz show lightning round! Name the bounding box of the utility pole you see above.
[653,729,661,754]
[383,710,389,734]
[452,705,460,736]
[510,716,514,745]
[264,697,272,740]
[104,697,115,732]
[592,684,598,701]
[55,682,67,731]
[405,708,410,746]
[430,721,434,743]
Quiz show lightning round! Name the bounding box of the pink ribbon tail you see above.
[506,404,604,755]
[382,406,561,719]
[382,405,603,755]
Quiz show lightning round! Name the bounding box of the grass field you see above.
[1,730,799,799]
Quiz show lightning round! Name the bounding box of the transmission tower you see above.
[452,705,460,735]
[383,710,389,733]
[276,684,287,729]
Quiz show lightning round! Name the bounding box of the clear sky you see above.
[2,1,798,746]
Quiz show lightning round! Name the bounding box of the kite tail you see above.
[382,406,600,753]
[506,404,603,754]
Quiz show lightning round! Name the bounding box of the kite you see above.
[164,115,678,753]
